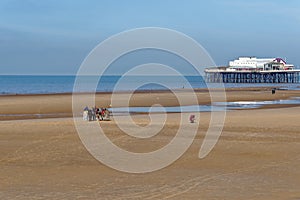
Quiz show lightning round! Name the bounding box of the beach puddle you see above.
[214,97,300,109]
[110,97,300,115]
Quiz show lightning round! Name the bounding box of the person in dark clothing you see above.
[88,109,92,121]
[91,107,96,121]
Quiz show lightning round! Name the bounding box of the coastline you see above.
[0,86,283,96]
[1,73,299,96]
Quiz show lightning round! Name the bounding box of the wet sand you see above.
[1,88,300,199]
[0,88,300,118]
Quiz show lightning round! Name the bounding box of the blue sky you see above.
[0,0,300,74]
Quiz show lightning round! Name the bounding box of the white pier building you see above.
[205,57,299,83]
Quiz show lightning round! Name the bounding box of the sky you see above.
[0,0,300,75]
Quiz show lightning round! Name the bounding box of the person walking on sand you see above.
[95,107,99,121]
[101,108,105,121]
[88,109,92,121]
[83,106,89,121]
[91,107,96,121]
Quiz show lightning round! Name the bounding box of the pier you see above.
[205,69,300,83]
[205,57,300,83]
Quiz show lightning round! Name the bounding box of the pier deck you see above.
[205,69,300,83]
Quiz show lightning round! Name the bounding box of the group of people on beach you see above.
[83,106,110,121]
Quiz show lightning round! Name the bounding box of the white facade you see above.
[228,57,294,71]
[229,57,275,69]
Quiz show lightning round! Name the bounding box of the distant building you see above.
[228,57,294,71]
[205,56,299,83]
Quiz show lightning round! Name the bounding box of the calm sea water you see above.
[0,75,299,95]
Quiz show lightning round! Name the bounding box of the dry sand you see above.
[1,88,300,199]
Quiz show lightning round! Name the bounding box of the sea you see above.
[0,75,300,95]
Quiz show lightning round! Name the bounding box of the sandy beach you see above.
[1,88,300,199]
[0,87,300,118]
